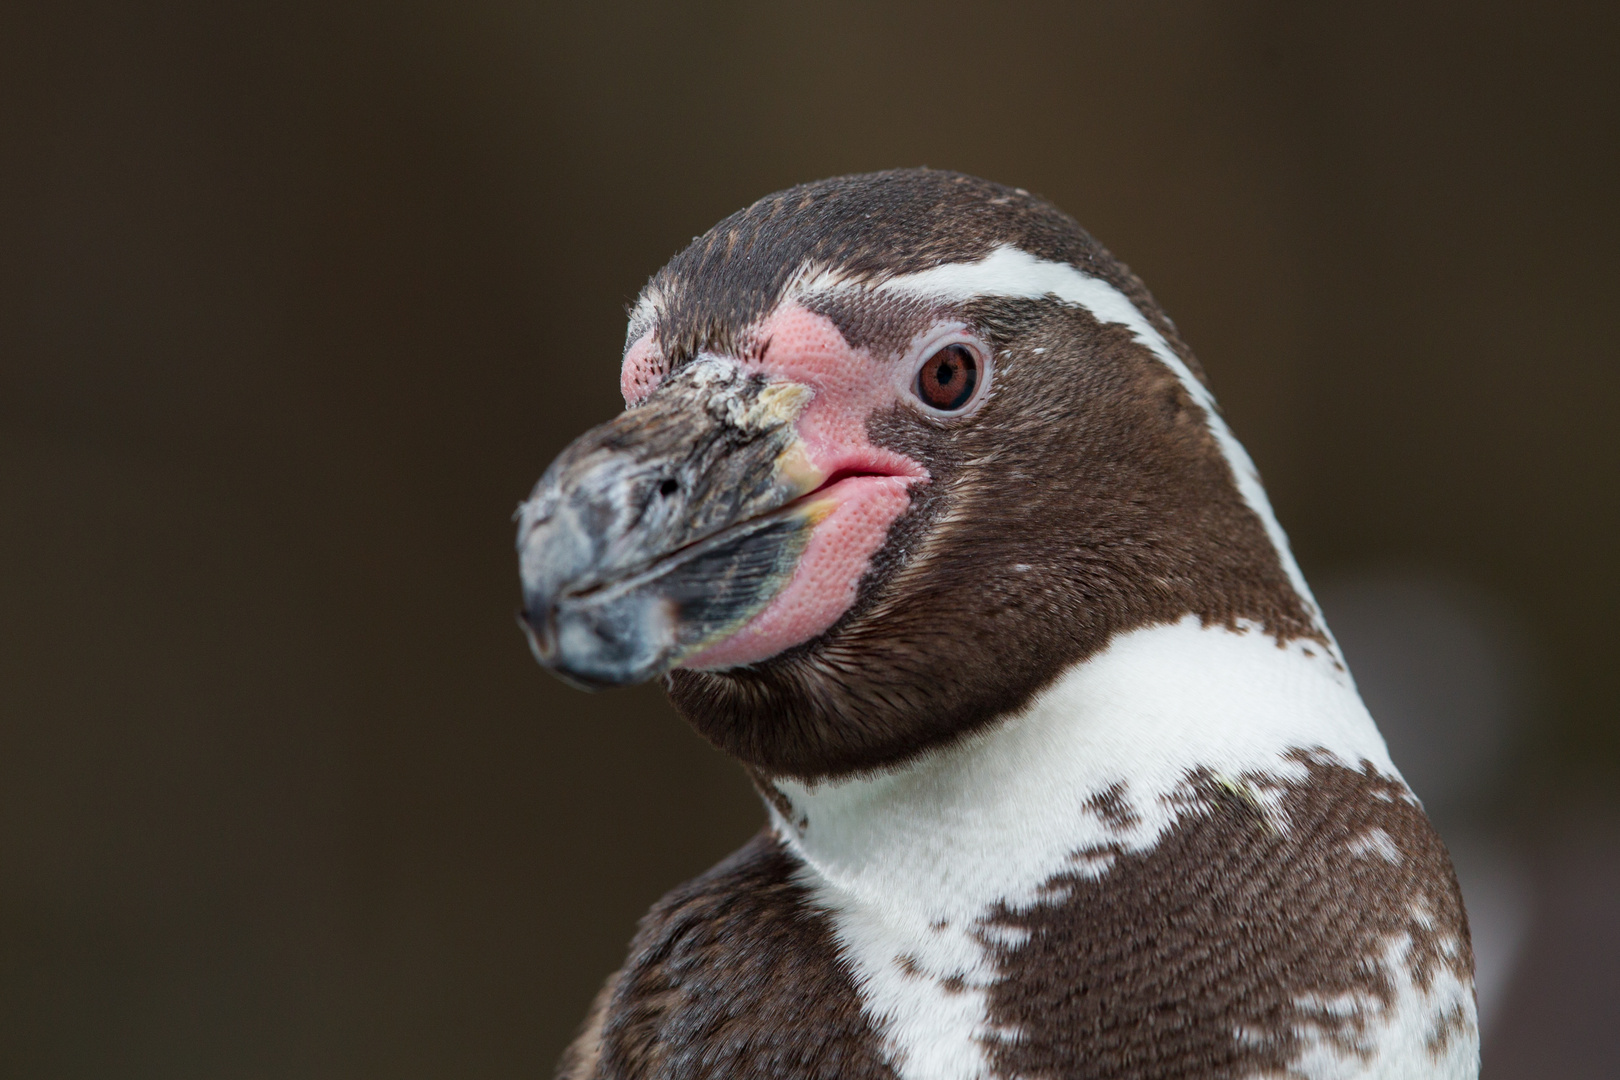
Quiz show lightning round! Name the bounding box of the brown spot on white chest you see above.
[979,756,1473,1080]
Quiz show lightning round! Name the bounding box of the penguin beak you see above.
[515,358,829,689]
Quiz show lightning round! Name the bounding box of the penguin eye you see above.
[914,344,979,412]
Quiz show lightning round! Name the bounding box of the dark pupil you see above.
[918,345,977,410]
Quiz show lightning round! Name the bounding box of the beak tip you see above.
[517,604,559,665]
[517,589,677,691]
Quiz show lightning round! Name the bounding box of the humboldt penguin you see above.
[515,169,1478,1080]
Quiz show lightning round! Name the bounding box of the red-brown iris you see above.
[914,343,979,412]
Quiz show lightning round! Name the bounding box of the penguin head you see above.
[518,169,1321,779]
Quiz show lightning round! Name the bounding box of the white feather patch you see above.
[1283,927,1479,1079]
[771,618,1441,1080]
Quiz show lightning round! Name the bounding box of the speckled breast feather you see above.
[561,619,1477,1080]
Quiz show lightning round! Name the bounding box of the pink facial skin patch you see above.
[682,473,914,669]
[620,303,926,669]
[738,303,924,485]
[621,334,668,405]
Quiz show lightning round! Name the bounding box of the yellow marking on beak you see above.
[716,379,814,434]
[752,381,814,421]
[775,440,826,495]
[793,493,839,527]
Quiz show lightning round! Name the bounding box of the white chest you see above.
[768,618,1476,1080]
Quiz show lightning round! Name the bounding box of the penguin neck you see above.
[768,615,1396,922]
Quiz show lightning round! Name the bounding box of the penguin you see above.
[516,169,1478,1080]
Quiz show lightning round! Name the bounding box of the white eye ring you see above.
[904,328,991,417]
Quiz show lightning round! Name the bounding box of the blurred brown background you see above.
[2,1,1615,1076]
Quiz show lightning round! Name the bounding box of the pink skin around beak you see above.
[621,303,926,669]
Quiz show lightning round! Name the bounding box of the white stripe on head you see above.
[801,243,1331,647]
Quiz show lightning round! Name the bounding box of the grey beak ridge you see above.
[515,359,817,689]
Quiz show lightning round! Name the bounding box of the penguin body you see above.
[518,170,1478,1080]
